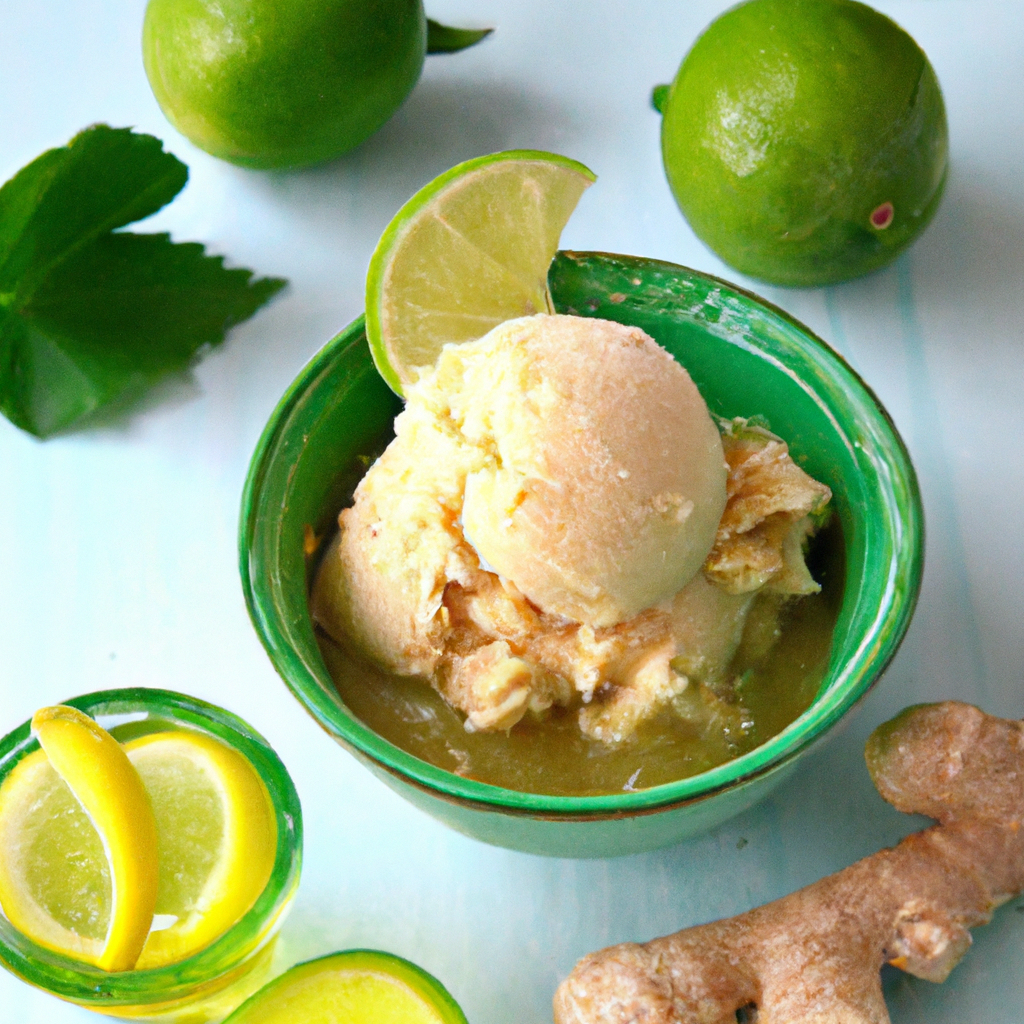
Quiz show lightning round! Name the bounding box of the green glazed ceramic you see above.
[240,251,923,859]
[0,688,303,1022]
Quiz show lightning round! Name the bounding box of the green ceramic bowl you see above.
[240,251,923,859]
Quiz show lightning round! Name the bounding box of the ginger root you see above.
[554,702,1024,1024]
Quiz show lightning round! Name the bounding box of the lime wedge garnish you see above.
[126,730,277,970]
[365,149,595,394]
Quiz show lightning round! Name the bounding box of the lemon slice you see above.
[0,717,276,973]
[223,949,469,1024]
[127,730,277,969]
[365,149,595,395]
[0,705,159,971]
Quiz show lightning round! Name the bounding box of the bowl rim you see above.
[0,687,303,1005]
[240,251,924,818]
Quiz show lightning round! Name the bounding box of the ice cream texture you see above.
[312,314,831,741]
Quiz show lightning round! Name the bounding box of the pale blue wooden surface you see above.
[1,2,1022,1021]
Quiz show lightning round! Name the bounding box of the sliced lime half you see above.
[223,948,469,1023]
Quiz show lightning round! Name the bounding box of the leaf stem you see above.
[426,19,493,54]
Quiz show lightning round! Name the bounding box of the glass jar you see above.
[0,687,302,1022]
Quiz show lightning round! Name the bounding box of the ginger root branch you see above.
[554,703,1024,1024]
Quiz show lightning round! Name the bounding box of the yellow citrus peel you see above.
[3,706,159,971]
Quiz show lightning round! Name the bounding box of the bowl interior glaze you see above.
[240,251,923,822]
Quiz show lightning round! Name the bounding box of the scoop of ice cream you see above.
[311,315,831,740]
[437,314,728,627]
[313,313,727,675]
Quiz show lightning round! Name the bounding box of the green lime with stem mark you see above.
[143,0,491,170]
[655,0,948,286]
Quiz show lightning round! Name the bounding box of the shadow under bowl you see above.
[240,251,923,859]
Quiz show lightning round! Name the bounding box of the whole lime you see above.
[142,0,427,169]
[658,0,948,286]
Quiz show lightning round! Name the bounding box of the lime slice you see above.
[0,706,159,971]
[127,730,277,970]
[223,949,469,1024]
[0,718,276,972]
[365,149,595,394]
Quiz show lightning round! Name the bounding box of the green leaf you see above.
[0,125,188,303]
[0,125,285,438]
[651,84,670,114]
[426,18,493,54]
